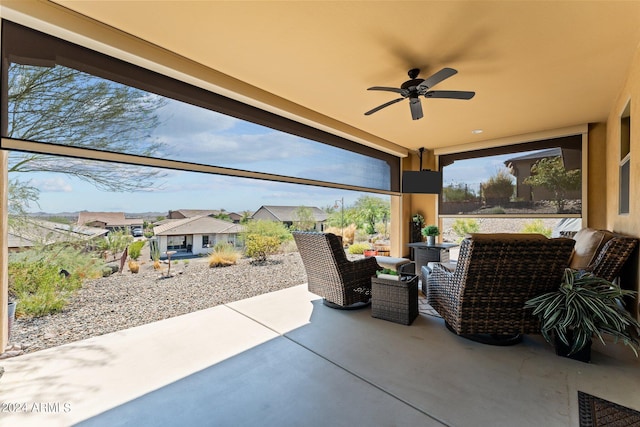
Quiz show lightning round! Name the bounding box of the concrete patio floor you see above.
[1,284,639,426]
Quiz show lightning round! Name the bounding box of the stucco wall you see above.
[606,41,640,318]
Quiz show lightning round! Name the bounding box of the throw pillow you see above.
[569,228,614,270]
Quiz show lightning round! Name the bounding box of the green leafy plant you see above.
[245,234,281,262]
[128,240,145,261]
[376,268,398,277]
[421,225,440,237]
[8,246,102,317]
[521,219,552,237]
[525,269,640,356]
[452,219,480,242]
[348,242,371,255]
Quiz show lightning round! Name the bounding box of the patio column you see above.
[1,149,8,351]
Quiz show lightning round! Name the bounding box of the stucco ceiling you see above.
[48,1,640,155]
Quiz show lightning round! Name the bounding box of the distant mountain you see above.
[29,211,167,221]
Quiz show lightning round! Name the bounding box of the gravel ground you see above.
[9,253,308,354]
[7,218,562,356]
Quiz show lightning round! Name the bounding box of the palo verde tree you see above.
[353,195,390,235]
[7,63,167,217]
[291,206,316,231]
[523,157,581,213]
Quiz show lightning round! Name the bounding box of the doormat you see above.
[578,391,640,427]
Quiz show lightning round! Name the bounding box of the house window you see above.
[167,235,187,251]
[1,21,398,193]
[202,235,210,248]
[620,102,631,215]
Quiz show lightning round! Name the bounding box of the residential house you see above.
[152,215,244,258]
[251,205,328,231]
[8,218,108,252]
[77,212,144,234]
[168,209,242,223]
[504,147,582,204]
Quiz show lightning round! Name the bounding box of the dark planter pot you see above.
[554,333,592,363]
[7,301,17,342]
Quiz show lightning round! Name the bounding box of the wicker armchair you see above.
[292,232,380,308]
[425,234,575,344]
[583,234,638,283]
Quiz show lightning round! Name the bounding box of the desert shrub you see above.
[521,219,552,237]
[97,230,133,260]
[8,246,100,317]
[245,235,281,262]
[354,228,370,243]
[242,220,291,244]
[481,169,514,205]
[348,243,371,255]
[128,240,145,260]
[483,206,506,214]
[324,224,357,245]
[451,219,480,242]
[280,239,299,254]
[209,242,241,267]
[442,183,479,202]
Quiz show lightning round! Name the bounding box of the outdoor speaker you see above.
[401,170,442,194]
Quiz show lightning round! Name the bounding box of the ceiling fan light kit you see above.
[365,68,475,120]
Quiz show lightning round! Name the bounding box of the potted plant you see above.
[411,214,425,243]
[524,269,640,362]
[421,225,440,245]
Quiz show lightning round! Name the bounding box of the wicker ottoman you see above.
[371,274,419,325]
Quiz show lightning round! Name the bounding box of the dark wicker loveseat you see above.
[569,228,638,283]
[292,231,380,308]
[425,233,576,343]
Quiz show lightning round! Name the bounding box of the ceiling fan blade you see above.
[368,86,409,96]
[416,67,458,91]
[409,97,423,120]
[364,97,404,115]
[425,90,475,100]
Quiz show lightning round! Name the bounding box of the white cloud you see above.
[33,176,73,192]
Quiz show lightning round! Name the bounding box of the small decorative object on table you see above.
[421,225,440,245]
[371,270,419,325]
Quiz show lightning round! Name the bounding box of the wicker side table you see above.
[371,274,419,325]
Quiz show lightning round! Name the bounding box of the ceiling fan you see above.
[365,68,475,120]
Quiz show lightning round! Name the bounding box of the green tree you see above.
[7,64,167,216]
[523,157,581,213]
[353,196,390,235]
[291,206,316,231]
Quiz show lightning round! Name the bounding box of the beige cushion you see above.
[569,228,614,269]
[468,233,548,241]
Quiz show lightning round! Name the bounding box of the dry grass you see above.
[208,244,241,268]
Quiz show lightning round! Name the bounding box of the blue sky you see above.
[12,78,518,215]
[13,92,392,215]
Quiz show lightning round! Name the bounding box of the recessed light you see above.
[471,129,483,134]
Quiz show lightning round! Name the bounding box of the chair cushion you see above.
[374,256,411,271]
[569,228,614,269]
[467,233,548,241]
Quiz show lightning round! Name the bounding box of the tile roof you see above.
[153,215,244,235]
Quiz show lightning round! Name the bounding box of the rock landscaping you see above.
[6,253,307,355]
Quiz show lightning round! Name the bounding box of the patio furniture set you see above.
[292,229,639,342]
